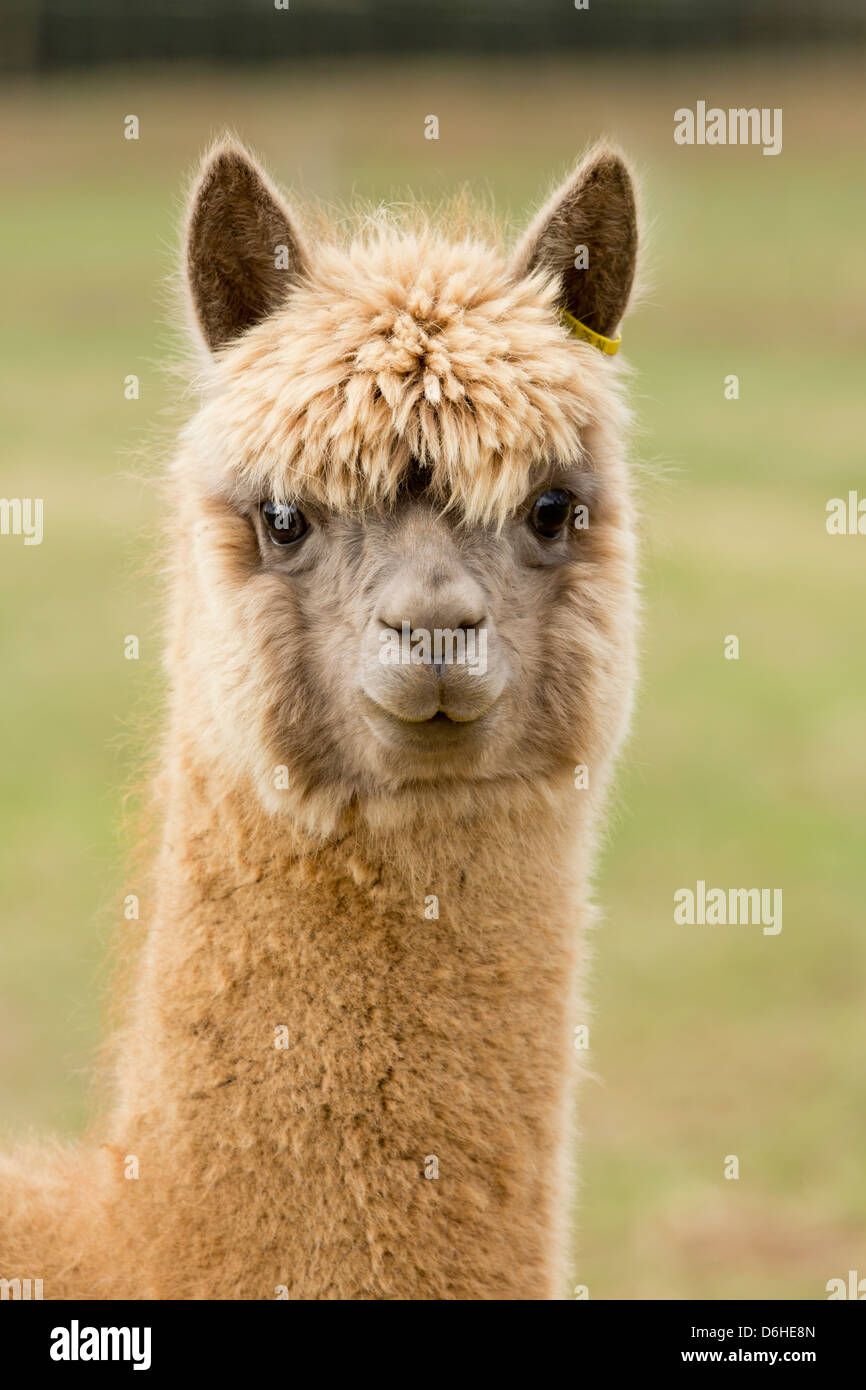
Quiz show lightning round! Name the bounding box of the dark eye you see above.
[261,500,308,545]
[529,488,572,539]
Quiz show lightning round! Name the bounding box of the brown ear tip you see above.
[581,141,635,184]
[196,133,258,182]
[186,138,270,236]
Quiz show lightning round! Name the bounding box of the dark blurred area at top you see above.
[4,0,866,73]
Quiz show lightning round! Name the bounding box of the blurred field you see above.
[1,53,864,1299]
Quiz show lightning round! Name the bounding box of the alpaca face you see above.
[179,142,639,823]
[243,465,608,790]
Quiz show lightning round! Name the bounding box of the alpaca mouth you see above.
[360,694,491,759]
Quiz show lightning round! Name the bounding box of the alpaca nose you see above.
[366,569,502,726]
[376,579,488,671]
[376,615,487,679]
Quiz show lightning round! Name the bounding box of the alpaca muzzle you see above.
[363,620,506,728]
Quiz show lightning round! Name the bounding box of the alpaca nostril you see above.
[376,616,487,636]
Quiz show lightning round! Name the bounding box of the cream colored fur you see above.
[0,139,640,1300]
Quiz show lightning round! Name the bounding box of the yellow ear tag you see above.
[559,309,621,356]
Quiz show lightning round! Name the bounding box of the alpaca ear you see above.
[512,145,638,340]
[185,138,309,352]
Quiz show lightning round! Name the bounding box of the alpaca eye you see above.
[529,489,572,539]
[261,500,308,545]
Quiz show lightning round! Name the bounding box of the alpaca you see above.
[0,138,639,1300]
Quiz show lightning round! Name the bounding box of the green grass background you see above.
[1,52,864,1299]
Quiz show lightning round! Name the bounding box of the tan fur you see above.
[0,139,640,1300]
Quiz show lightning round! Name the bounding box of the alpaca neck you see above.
[112,734,592,1300]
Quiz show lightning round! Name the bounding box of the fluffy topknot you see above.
[185,223,622,527]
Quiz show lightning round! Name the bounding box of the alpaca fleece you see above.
[0,138,640,1299]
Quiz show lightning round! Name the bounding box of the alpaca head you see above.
[174,139,640,833]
